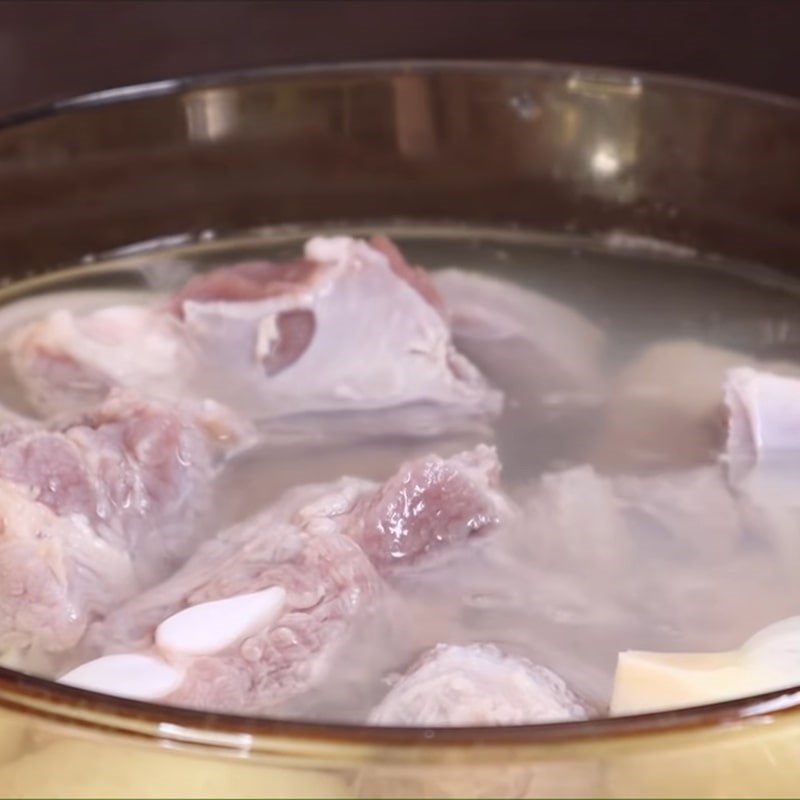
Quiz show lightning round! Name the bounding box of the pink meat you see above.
[172,531,378,712]
[521,463,745,578]
[515,461,787,641]
[349,445,508,568]
[368,643,588,726]
[95,490,382,713]
[0,390,243,656]
[92,445,510,712]
[8,305,186,417]
[171,260,319,311]
[0,481,127,657]
[369,235,445,314]
[0,392,220,554]
[172,259,321,378]
[8,237,501,439]
[433,268,605,406]
[170,237,444,315]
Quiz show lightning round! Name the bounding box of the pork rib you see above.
[434,268,605,403]
[10,237,502,439]
[83,445,511,712]
[368,643,588,726]
[0,390,243,658]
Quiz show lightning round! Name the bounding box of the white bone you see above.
[726,368,800,459]
[58,654,184,700]
[155,586,286,657]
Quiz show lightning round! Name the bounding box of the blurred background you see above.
[0,0,798,115]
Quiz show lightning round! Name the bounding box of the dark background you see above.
[0,0,799,115]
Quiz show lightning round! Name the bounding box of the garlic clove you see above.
[155,586,286,657]
[58,654,184,701]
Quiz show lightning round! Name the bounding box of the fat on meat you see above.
[0,390,244,659]
[0,479,135,662]
[433,268,605,405]
[368,643,588,726]
[522,465,630,572]
[518,459,799,648]
[523,463,745,567]
[513,462,750,650]
[9,237,502,439]
[614,466,745,563]
[82,445,510,712]
[8,305,186,417]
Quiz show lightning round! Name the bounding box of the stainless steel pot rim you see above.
[1,59,799,750]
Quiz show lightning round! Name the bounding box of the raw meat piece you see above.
[289,444,508,572]
[520,463,744,568]
[178,236,501,433]
[346,444,510,568]
[159,529,378,714]
[369,235,445,314]
[730,469,800,584]
[0,390,244,657]
[616,467,762,641]
[521,465,628,571]
[0,390,242,566]
[615,466,745,562]
[87,445,510,711]
[9,305,187,417]
[171,260,319,310]
[90,498,382,713]
[368,643,588,726]
[9,237,502,439]
[0,479,136,657]
[515,463,748,644]
[433,268,605,403]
